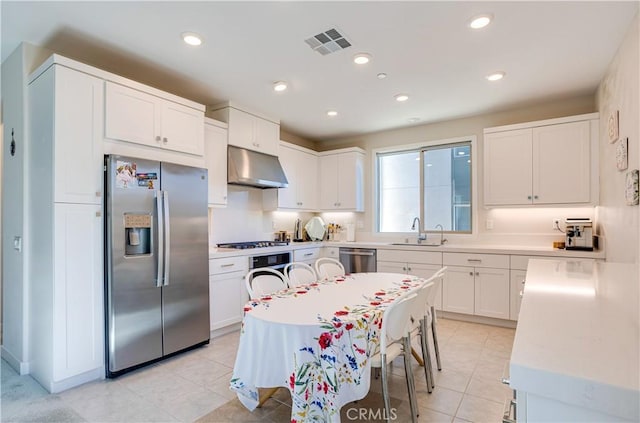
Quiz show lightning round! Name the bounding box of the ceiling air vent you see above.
[304,28,352,55]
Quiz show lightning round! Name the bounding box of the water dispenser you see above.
[124,213,151,256]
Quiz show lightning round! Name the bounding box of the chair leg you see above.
[256,387,280,408]
[402,336,419,422]
[380,355,391,422]
[431,305,442,371]
[420,318,433,393]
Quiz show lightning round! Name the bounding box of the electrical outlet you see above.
[356,220,364,229]
[552,219,561,230]
[486,219,494,230]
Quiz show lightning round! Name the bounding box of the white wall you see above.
[1,43,51,374]
[596,13,639,264]
[318,95,598,247]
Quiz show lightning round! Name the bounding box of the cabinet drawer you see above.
[378,249,442,265]
[294,248,320,262]
[443,252,509,269]
[209,256,248,275]
[322,247,339,258]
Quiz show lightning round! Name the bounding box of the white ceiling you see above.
[2,1,637,141]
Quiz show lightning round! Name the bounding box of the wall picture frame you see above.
[608,110,619,143]
[616,137,628,170]
[625,169,639,206]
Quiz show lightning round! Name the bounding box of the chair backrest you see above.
[245,268,288,299]
[379,290,420,354]
[283,262,317,287]
[409,280,435,329]
[425,267,447,307]
[315,257,345,279]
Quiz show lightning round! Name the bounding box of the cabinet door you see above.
[533,121,590,204]
[377,261,410,274]
[319,155,339,209]
[474,267,510,319]
[160,101,204,156]
[297,150,318,210]
[484,129,533,205]
[53,203,103,381]
[54,66,104,204]
[210,270,247,330]
[253,117,279,156]
[442,266,475,314]
[276,145,299,208]
[105,82,159,147]
[336,152,364,211]
[510,270,527,320]
[204,122,228,206]
[409,263,443,310]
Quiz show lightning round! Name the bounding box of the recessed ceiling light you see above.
[273,81,288,92]
[377,73,387,79]
[327,110,338,117]
[182,32,203,46]
[353,53,372,65]
[408,117,421,123]
[395,94,409,102]
[486,71,505,81]
[469,14,493,29]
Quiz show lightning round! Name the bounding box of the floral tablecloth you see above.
[229,272,425,422]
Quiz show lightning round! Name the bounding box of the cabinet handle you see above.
[220,263,235,268]
[403,267,407,271]
[469,271,474,276]
[534,195,539,200]
[519,290,524,298]
[156,136,161,142]
[95,211,101,217]
[467,259,482,263]
[95,191,102,197]
[304,253,313,257]
[407,267,412,272]
[163,137,168,143]
[527,195,532,200]
[476,271,480,276]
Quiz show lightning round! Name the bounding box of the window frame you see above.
[372,135,478,237]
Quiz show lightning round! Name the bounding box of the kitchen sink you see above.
[389,242,443,247]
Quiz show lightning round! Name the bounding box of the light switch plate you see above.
[13,236,22,252]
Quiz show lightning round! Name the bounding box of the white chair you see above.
[283,262,317,287]
[244,268,288,299]
[370,290,420,423]
[314,257,345,279]
[410,267,447,391]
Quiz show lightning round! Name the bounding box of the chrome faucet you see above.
[435,224,448,245]
[411,217,427,244]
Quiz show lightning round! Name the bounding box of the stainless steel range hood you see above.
[227,145,288,189]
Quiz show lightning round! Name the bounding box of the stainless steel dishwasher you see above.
[339,248,377,273]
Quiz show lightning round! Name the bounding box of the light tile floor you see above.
[1,319,514,422]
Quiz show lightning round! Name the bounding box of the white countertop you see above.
[510,259,639,421]
[209,240,605,259]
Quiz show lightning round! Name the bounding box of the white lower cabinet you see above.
[209,257,249,331]
[443,253,510,319]
[377,249,443,310]
[294,247,321,267]
[321,247,339,259]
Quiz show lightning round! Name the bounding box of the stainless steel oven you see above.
[339,248,376,273]
[249,251,291,273]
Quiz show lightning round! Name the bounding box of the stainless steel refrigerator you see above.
[104,155,210,377]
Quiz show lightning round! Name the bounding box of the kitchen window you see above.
[376,139,473,234]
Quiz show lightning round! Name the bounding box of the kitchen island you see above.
[509,259,639,422]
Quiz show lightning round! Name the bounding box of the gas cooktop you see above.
[217,241,289,249]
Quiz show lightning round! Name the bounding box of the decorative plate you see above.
[625,170,639,206]
[616,137,628,170]
[304,216,326,241]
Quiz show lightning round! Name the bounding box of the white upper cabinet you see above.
[319,148,365,211]
[208,106,279,156]
[204,118,228,206]
[265,142,318,210]
[29,64,104,204]
[105,82,204,156]
[483,114,598,206]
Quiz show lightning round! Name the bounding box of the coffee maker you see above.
[565,218,595,251]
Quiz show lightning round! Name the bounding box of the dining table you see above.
[229,272,427,423]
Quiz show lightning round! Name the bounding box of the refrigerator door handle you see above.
[156,190,164,287]
[163,191,171,286]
